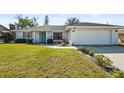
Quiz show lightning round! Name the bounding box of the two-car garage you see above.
[66,27,119,45]
[76,30,111,45]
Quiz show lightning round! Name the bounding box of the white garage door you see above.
[75,30,111,45]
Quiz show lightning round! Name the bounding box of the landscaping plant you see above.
[59,42,66,46]
[95,55,124,78]
[47,39,53,44]
[81,48,94,57]
[15,39,27,43]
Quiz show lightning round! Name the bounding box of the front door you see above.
[41,32,46,43]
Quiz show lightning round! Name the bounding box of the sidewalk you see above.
[46,45,77,49]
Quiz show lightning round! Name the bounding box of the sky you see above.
[0,14,124,28]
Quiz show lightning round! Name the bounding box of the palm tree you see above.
[65,17,80,26]
[44,15,49,26]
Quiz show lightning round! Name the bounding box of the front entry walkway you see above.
[46,44,77,49]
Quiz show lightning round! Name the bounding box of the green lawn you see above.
[119,42,124,46]
[0,44,111,78]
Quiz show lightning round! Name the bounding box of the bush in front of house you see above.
[89,51,95,57]
[28,39,33,43]
[95,55,113,69]
[2,33,14,43]
[95,54,124,77]
[81,48,90,54]
[15,39,27,43]
[112,71,124,78]
[81,48,94,57]
[95,55,113,71]
[47,39,53,44]
[59,42,66,46]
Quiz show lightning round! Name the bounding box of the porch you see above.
[32,31,64,44]
[33,31,46,43]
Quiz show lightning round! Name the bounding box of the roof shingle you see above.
[73,22,123,27]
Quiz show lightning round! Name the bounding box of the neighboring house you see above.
[11,22,123,45]
[118,29,124,42]
[0,24,10,42]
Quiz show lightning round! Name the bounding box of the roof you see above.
[0,24,10,32]
[73,22,123,27]
[65,22,124,30]
[12,25,66,32]
[118,29,124,34]
[11,22,124,32]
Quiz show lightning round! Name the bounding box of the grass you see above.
[119,42,124,46]
[0,44,112,78]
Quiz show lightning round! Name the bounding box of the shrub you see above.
[2,33,14,43]
[60,42,66,46]
[15,39,27,43]
[81,48,90,54]
[47,39,53,44]
[89,51,95,57]
[81,48,94,57]
[9,41,15,43]
[95,55,113,69]
[95,55,124,76]
[57,42,62,44]
[28,39,33,43]
[112,71,124,78]
[95,55,115,73]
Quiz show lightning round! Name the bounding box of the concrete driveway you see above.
[77,46,124,71]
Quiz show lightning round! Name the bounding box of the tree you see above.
[31,17,39,27]
[9,23,15,30]
[44,15,49,26]
[2,33,14,43]
[14,14,39,29]
[65,17,80,26]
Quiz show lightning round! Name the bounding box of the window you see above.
[23,32,32,39]
[28,32,32,39]
[53,32,62,40]
[23,32,27,39]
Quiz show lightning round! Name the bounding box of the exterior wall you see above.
[32,32,35,43]
[46,32,48,43]
[47,32,53,39]
[67,31,71,44]
[28,31,65,43]
[14,26,119,45]
[69,28,118,45]
[62,32,66,40]
[111,29,118,44]
[0,32,2,36]
[35,32,39,42]
[32,31,40,43]
[0,32,3,41]
[39,32,42,42]
[64,31,68,42]
[15,31,23,39]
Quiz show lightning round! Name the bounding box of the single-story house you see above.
[0,24,10,42]
[118,29,124,42]
[11,22,123,45]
